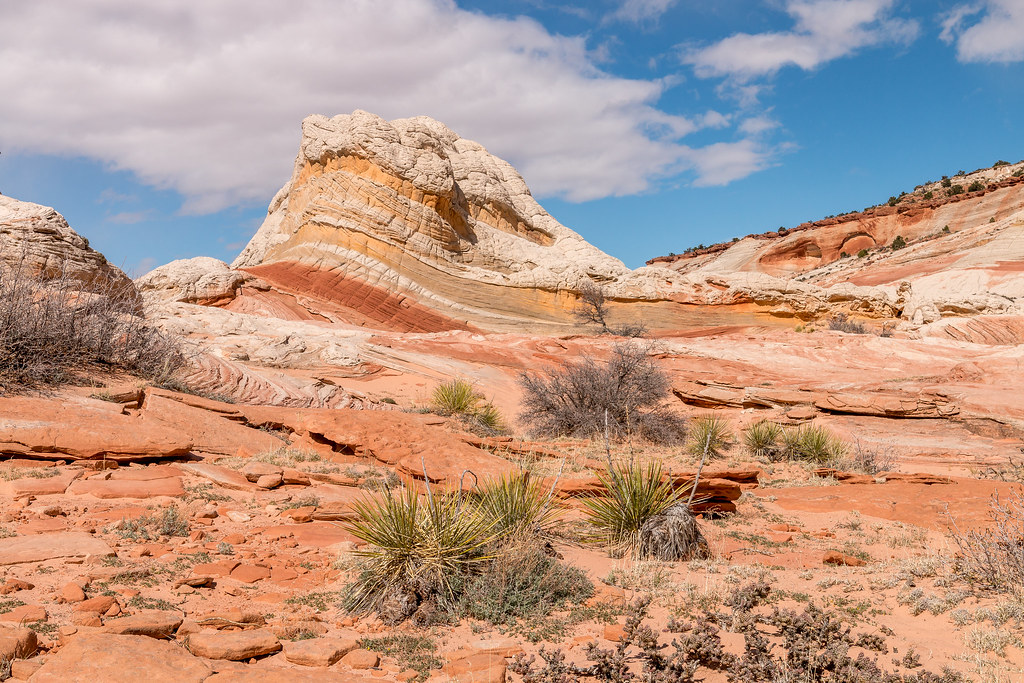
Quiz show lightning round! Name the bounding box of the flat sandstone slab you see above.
[0,532,114,565]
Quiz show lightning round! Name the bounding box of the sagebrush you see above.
[518,343,686,443]
[0,258,183,390]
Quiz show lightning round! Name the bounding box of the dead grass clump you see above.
[518,342,686,443]
[0,258,183,391]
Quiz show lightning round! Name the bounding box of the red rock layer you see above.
[240,261,472,333]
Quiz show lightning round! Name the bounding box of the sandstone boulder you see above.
[28,633,212,682]
[186,628,281,660]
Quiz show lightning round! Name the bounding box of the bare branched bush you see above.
[518,343,686,443]
[574,282,647,338]
[574,281,611,332]
[952,490,1024,596]
[836,439,898,475]
[0,258,183,390]
[828,313,869,334]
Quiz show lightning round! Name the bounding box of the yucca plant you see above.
[431,379,507,435]
[583,459,686,556]
[684,414,731,507]
[796,424,846,464]
[686,414,731,459]
[778,424,846,464]
[431,378,479,416]
[471,402,505,435]
[474,471,561,540]
[341,489,495,617]
[743,420,782,458]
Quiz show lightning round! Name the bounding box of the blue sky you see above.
[1,0,1022,274]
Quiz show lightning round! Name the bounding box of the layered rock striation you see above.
[232,110,633,331]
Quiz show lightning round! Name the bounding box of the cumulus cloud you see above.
[608,0,677,24]
[941,1,1024,63]
[0,0,765,212]
[684,0,919,81]
[684,139,777,187]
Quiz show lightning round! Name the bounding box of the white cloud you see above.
[941,1,1024,63]
[738,116,781,135]
[0,0,767,211]
[684,139,776,187]
[608,0,678,24]
[684,0,919,81]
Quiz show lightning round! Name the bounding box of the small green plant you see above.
[890,235,907,251]
[459,543,593,628]
[942,225,951,233]
[0,467,59,481]
[989,217,996,223]
[582,459,685,555]
[109,507,188,541]
[280,494,320,510]
[284,590,341,613]
[743,420,782,458]
[994,160,1010,167]
[360,635,442,681]
[968,180,986,192]
[857,248,869,258]
[942,177,952,187]
[923,191,933,200]
[128,595,177,611]
[430,379,505,435]
[947,184,964,196]
[184,482,231,503]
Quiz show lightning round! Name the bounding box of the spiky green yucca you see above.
[431,379,506,435]
[743,420,782,458]
[583,460,686,555]
[431,378,479,416]
[472,402,505,434]
[342,489,495,613]
[686,414,732,458]
[474,471,561,540]
[779,424,846,464]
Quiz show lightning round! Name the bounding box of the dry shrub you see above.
[828,313,869,334]
[518,342,686,443]
[952,489,1024,596]
[0,259,183,390]
[837,439,897,475]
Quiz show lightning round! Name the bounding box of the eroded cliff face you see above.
[642,162,1024,336]
[231,110,634,331]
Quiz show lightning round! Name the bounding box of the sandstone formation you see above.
[231,110,633,331]
[0,194,133,291]
[644,161,1024,331]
